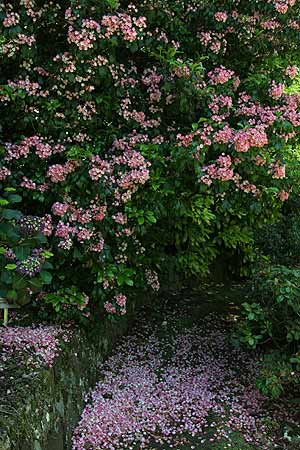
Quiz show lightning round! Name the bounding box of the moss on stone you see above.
[0,293,151,450]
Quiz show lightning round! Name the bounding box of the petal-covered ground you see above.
[72,290,298,450]
[0,324,71,407]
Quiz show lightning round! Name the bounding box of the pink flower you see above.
[0,166,11,180]
[3,13,20,27]
[115,294,127,307]
[274,0,295,14]
[0,325,70,368]
[269,81,284,100]
[77,227,93,242]
[145,269,160,291]
[270,163,286,179]
[90,238,104,253]
[89,157,112,181]
[278,190,289,201]
[285,65,297,79]
[233,127,268,153]
[101,13,146,42]
[255,155,267,166]
[93,205,107,221]
[47,161,78,183]
[42,215,53,236]
[113,213,128,225]
[213,126,233,144]
[208,66,234,85]
[52,202,69,216]
[104,302,116,314]
[55,221,75,239]
[214,12,228,22]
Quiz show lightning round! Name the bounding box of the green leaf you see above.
[41,250,53,259]
[2,209,22,220]
[15,246,31,260]
[248,337,255,346]
[43,261,53,270]
[7,289,17,300]
[35,234,47,244]
[146,212,157,223]
[1,270,12,283]
[5,263,17,270]
[40,271,52,284]
[7,194,22,203]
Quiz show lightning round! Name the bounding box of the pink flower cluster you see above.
[273,0,295,14]
[233,127,268,152]
[145,269,160,291]
[278,190,289,201]
[4,136,64,162]
[43,196,108,251]
[104,293,127,315]
[3,12,20,27]
[201,154,234,185]
[269,81,285,100]
[7,78,48,97]
[68,26,97,51]
[141,69,162,103]
[101,14,147,42]
[176,125,213,153]
[213,125,234,144]
[214,12,228,22]
[0,166,11,180]
[47,161,79,183]
[269,162,286,179]
[52,202,69,216]
[208,94,233,121]
[113,212,127,225]
[208,66,235,85]
[199,31,226,55]
[285,65,297,79]
[235,177,260,196]
[89,156,112,181]
[0,325,70,368]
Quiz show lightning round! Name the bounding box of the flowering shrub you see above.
[1,0,300,314]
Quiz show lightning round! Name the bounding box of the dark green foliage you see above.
[0,188,52,305]
[256,200,300,266]
[234,265,300,397]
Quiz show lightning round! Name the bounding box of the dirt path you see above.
[72,287,295,450]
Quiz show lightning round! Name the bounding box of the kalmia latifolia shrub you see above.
[1,0,300,317]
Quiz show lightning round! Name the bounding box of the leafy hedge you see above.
[1,0,300,317]
[235,265,300,398]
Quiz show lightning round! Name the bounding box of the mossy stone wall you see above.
[0,294,149,450]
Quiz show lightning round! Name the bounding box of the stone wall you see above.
[0,294,149,450]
